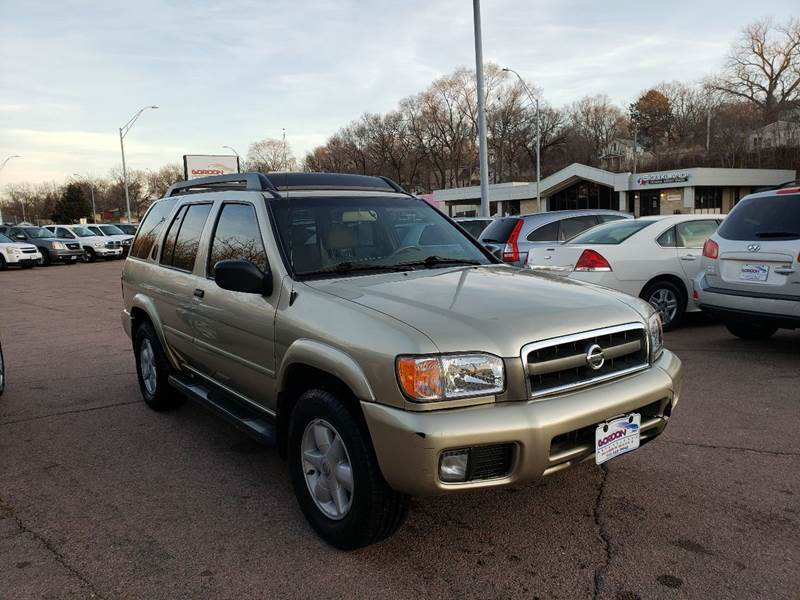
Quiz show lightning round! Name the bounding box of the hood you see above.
[306,265,647,357]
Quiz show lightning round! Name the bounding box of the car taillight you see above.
[776,187,800,194]
[574,249,611,271]
[702,239,719,260]
[501,219,526,263]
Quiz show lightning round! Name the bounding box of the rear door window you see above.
[526,221,559,242]
[165,204,212,271]
[480,217,520,242]
[559,216,600,241]
[717,194,800,241]
[131,198,177,260]
[676,220,719,248]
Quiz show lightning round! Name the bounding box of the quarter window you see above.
[160,205,188,267]
[526,221,559,242]
[657,227,676,247]
[208,203,268,276]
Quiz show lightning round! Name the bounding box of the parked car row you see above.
[0,223,136,268]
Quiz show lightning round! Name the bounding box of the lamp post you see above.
[119,106,158,224]
[73,173,96,221]
[222,146,241,172]
[502,67,541,213]
[472,0,490,218]
[0,155,21,223]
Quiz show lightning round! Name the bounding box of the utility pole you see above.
[633,126,638,174]
[502,68,541,212]
[472,0,490,218]
[282,128,287,171]
[119,106,158,224]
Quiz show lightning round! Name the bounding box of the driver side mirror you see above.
[214,259,272,296]
[15,234,25,241]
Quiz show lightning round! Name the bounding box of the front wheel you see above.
[0,255,6,271]
[725,321,778,340]
[40,250,51,266]
[642,280,686,331]
[83,248,96,263]
[288,389,408,549]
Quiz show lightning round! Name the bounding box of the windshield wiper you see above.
[755,231,800,238]
[300,261,415,277]
[397,256,483,269]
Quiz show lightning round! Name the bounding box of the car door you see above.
[675,219,720,288]
[189,200,278,411]
[151,202,213,367]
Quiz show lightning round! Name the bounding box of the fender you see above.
[129,292,182,370]
[277,339,376,402]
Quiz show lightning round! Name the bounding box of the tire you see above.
[725,321,778,340]
[641,280,686,331]
[0,255,6,271]
[288,389,408,549]
[40,250,51,266]
[83,248,96,263]
[133,322,184,411]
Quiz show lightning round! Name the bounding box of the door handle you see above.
[775,268,796,275]
[193,289,205,298]
[680,255,697,261]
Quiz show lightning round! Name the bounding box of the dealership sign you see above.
[183,154,240,180]
[636,172,689,186]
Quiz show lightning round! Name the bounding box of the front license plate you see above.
[595,414,641,465]
[739,264,769,281]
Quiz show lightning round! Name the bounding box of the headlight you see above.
[648,313,664,362]
[51,241,65,250]
[94,242,104,248]
[396,353,505,402]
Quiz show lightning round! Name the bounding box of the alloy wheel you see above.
[648,288,678,325]
[301,418,354,520]
[139,338,157,396]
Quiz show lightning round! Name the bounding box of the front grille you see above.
[106,241,118,248]
[522,323,648,398]
[66,242,80,250]
[21,248,36,254]
[469,444,514,481]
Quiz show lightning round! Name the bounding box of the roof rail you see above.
[166,173,276,197]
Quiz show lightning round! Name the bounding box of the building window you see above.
[695,187,722,213]
[548,181,613,211]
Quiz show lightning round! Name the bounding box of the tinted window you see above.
[599,214,626,223]
[171,204,212,271]
[717,195,800,241]
[458,219,491,238]
[160,206,188,266]
[480,217,520,242]
[559,216,600,241]
[208,203,268,276]
[131,198,177,259]
[676,220,719,247]
[526,221,559,242]
[56,227,75,239]
[99,225,124,235]
[568,220,654,245]
[657,227,676,247]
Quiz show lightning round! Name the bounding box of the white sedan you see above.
[527,214,723,329]
[0,232,42,269]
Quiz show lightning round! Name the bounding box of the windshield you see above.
[0,233,12,243]
[21,227,54,239]
[718,194,800,241]
[99,225,124,235]
[271,196,492,277]
[72,226,95,237]
[568,220,654,245]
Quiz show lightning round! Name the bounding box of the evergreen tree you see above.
[51,183,91,223]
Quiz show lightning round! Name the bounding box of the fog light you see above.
[439,449,469,482]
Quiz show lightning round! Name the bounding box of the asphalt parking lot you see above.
[1,260,798,599]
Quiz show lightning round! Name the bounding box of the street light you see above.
[0,155,22,223]
[222,146,242,172]
[119,105,158,224]
[73,173,96,221]
[502,67,541,213]
[472,0,490,218]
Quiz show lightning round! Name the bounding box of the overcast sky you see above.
[1,1,797,186]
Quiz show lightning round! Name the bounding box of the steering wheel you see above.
[389,245,422,258]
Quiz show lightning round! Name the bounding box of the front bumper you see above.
[4,252,42,265]
[364,349,682,496]
[95,247,123,258]
[52,249,83,262]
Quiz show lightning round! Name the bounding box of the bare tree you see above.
[569,95,626,164]
[708,17,800,123]
[246,138,297,172]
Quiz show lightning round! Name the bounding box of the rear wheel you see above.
[725,321,778,340]
[642,280,686,331]
[134,322,184,411]
[288,388,408,549]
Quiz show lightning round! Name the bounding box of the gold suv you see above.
[121,173,683,549]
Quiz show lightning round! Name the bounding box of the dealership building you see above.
[432,163,796,217]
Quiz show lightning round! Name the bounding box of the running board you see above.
[168,373,276,446]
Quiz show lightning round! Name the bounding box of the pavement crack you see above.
[592,463,611,600]
[0,400,139,427]
[664,439,799,457]
[0,496,107,599]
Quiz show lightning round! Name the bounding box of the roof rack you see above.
[165,172,409,197]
